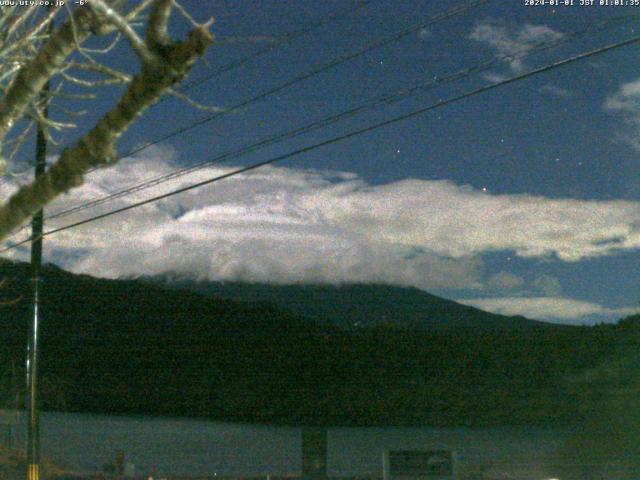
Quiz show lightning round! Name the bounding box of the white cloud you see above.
[311,180,640,262]
[481,72,508,83]
[458,297,639,324]
[533,274,562,297]
[605,79,640,113]
[605,78,640,151]
[539,84,572,98]
[0,148,485,291]
[418,28,431,39]
[486,271,524,291]
[470,20,563,73]
[3,150,640,297]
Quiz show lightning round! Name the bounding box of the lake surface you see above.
[0,411,582,479]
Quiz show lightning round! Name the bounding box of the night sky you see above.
[3,0,640,325]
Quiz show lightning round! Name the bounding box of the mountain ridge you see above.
[0,259,624,427]
[143,274,557,332]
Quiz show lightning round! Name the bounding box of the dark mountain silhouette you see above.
[145,276,553,332]
[0,259,630,427]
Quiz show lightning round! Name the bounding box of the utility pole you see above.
[26,119,46,480]
[26,40,50,480]
[26,9,56,479]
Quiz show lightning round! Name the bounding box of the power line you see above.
[1,0,494,236]
[0,0,494,247]
[0,0,377,186]
[177,0,377,93]
[40,13,635,223]
[94,0,492,164]
[2,33,637,253]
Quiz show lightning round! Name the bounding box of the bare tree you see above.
[0,0,213,242]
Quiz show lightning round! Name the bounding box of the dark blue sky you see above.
[5,0,640,324]
[140,0,640,204]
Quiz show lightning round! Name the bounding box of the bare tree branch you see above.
[0,6,213,241]
[146,0,173,50]
[167,88,225,112]
[0,6,103,143]
[60,71,129,87]
[66,61,130,83]
[89,0,157,65]
[125,0,157,21]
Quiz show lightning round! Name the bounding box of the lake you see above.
[0,411,584,479]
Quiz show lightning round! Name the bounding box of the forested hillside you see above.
[0,260,634,427]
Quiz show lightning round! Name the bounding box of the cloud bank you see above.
[459,297,639,324]
[470,20,565,85]
[4,149,640,272]
[2,148,639,322]
[605,78,640,151]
